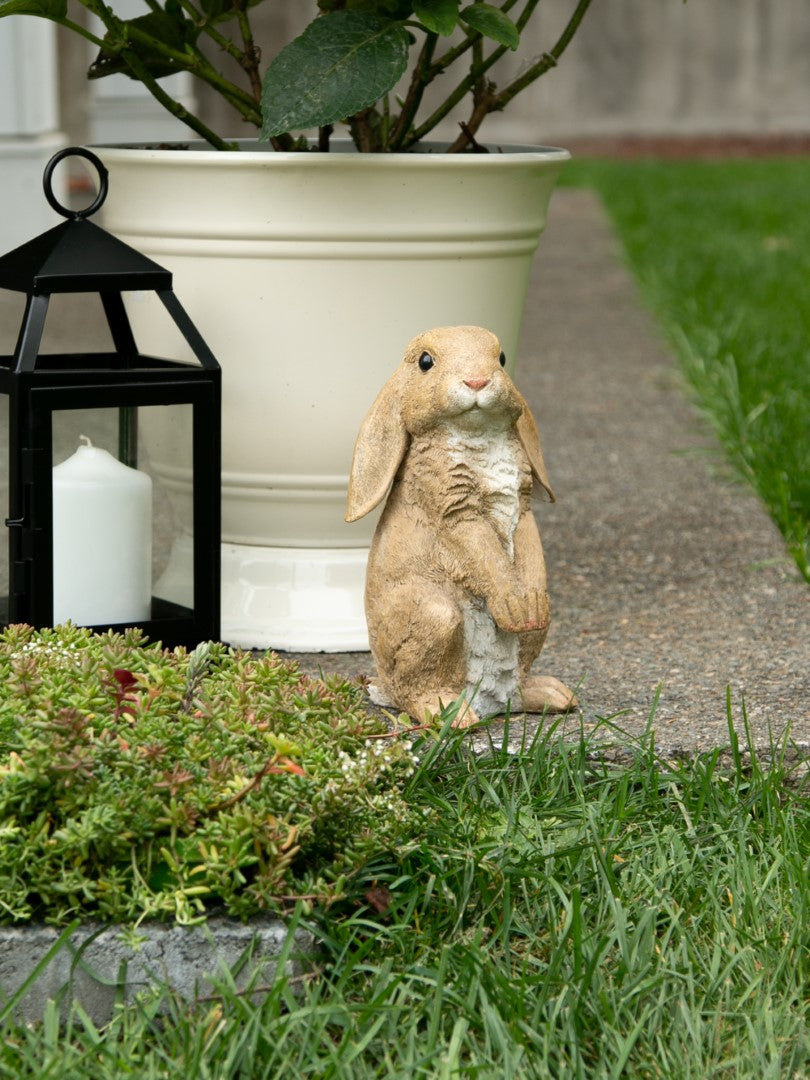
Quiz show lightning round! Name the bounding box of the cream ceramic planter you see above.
[93,142,568,651]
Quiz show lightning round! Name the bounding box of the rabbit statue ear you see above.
[346,378,409,521]
[516,399,555,503]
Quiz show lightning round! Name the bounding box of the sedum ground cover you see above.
[564,157,810,582]
[0,625,418,925]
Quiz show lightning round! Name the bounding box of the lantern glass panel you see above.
[38,293,110,355]
[140,403,196,613]
[50,403,196,628]
[52,407,119,464]
[0,293,24,354]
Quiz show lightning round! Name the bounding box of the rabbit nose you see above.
[464,378,490,391]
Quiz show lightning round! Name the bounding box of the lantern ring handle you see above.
[43,147,109,221]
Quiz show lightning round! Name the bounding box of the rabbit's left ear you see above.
[346,377,409,522]
[516,396,555,502]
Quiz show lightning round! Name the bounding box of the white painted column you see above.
[0,20,66,251]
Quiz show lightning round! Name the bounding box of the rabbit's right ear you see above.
[346,377,409,522]
[516,398,555,503]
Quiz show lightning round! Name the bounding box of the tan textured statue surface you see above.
[346,325,576,728]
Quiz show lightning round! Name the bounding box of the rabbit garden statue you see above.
[346,325,577,728]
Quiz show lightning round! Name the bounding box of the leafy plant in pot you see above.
[1,0,593,650]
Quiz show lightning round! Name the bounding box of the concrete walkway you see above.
[288,188,810,757]
[1,186,806,757]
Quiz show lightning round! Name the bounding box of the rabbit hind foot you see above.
[367,683,395,708]
[450,699,482,729]
[404,689,481,730]
[519,675,578,714]
[368,681,481,729]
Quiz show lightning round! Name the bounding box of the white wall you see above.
[484,0,810,143]
[0,20,66,252]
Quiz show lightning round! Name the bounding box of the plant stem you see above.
[348,109,380,152]
[121,21,261,123]
[78,0,261,141]
[513,0,543,35]
[404,0,539,149]
[46,14,107,50]
[428,0,520,78]
[426,0,595,151]
[494,0,594,110]
[404,38,506,149]
[388,31,438,151]
[233,0,263,102]
[173,0,297,145]
[175,0,253,78]
[117,45,239,149]
[381,95,390,147]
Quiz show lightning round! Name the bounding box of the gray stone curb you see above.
[0,917,315,1024]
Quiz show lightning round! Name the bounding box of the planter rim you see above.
[89,139,571,169]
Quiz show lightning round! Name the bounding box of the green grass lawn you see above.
[2,713,808,1078]
[562,158,810,581]
[1,160,809,1078]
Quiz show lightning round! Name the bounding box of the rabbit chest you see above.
[450,428,529,712]
[444,428,528,553]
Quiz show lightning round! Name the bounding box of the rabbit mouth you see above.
[459,388,512,416]
[458,398,491,419]
[457,385,496,410]
[451,399,514,434]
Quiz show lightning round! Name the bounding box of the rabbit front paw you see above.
[488,587,549,634]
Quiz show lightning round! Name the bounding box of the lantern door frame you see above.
[0,148,222,647]
[1,353,221,648]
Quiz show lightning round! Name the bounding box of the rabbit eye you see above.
[499,351,506,368]
[418,351,435,372]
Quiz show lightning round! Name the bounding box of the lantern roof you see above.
[0,216,172,295]
[0,149,219,377]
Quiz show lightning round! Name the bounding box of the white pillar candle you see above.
[52,437,152,626]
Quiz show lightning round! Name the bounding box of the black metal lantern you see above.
[0,148,221,648]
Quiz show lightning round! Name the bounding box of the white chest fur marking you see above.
[447,427,523,713]
[447,429,522,554]
[463,602,520,715]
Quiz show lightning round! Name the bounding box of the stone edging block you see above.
[0,918,315,1024]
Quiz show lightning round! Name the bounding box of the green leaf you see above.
[320,0,412,12]
[413,0,459,36]
[346,0,413,14]
[0,0,66,17]
[198,0,264,25]
[87,11,196,81]
[460,2,520,49]
[198,0,233,20]
[261,11,410,139]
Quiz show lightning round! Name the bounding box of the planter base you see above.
[220,543,370,652]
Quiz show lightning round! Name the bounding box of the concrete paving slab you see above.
[0,188,806,757]
[285,188,809,758]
